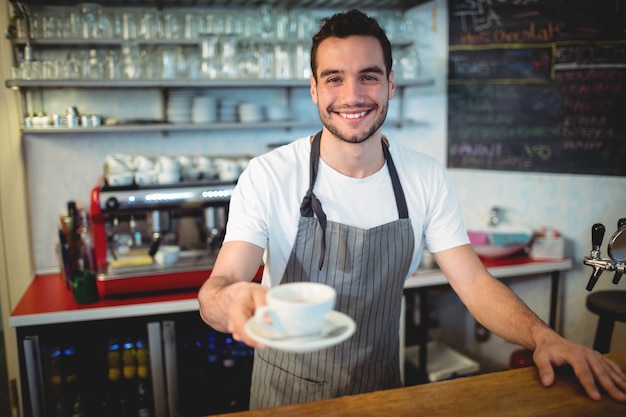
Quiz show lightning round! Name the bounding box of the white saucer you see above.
[245,311,356,353]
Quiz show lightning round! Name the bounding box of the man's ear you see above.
[310,75,318,104]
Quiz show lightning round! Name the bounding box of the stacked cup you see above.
[133,155,157,186]
[155,156,181,184]
[104,154,134,186]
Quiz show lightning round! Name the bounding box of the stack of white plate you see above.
[266,105,291,122]
[219,99,239,123]
[192,96,217,124]
[239,102,264,123]
[167,90,195,124]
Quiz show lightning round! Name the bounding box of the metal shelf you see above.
[10,37,414,48]
[5,77,435,89]
[17,0,430,11]
[19,118,428,135]
[21,120,321,133]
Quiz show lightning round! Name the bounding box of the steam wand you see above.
[204,206,226,254]
[148,210,161,257]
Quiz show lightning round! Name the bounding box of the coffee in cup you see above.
[254,282,336,337]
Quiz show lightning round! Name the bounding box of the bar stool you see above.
[586,290,626,353]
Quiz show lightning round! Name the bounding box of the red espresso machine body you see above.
[89,180,236,297]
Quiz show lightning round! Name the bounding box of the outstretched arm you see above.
[198,240,268,347]
[434,244,626,402]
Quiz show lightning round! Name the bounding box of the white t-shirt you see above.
[225,135,470,286]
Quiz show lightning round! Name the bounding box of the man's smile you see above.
[339,111,369,119]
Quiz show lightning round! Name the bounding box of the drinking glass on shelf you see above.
[199,34,219,79]
[257,44,275,80]
[65,10,82,38]
[161,46,175,79]
[205,11,223,35]
[140,47,160,79]
[28,12,42,38]
[122,11,138,40]
[105,51,121,79]
[21,61,42,80]
[63,52,82,79]
[220,35,239,79]
[397,47,422,80]
[11,66,22,80]
[238,41,262,79]
[95,8,113,39]
[295,12,315,40]
[121,44,142,79]
[163,11,182,40]
[294,43,311,79]
[83,49,104,79]
[187,50,200,80]
[174,46,189,79]
[42,12,63,39]
[80,3,100,39]
[241,10,262,38]
[274,43,292,80]
[42,60,60,79]
[273,10,291,40]
[184,12,198,39]
[140,10,164,40]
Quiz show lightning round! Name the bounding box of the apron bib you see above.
[250,132,415,409]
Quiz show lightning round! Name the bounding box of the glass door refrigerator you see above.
[18,311,254,417]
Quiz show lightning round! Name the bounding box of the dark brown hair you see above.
[310,9,393,80]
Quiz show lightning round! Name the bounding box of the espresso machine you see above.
[90,179,234,297]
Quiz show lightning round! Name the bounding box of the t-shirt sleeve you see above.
[422,162,470,253]
[223,158,269,249]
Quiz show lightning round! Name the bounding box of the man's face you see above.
[310,35,396,144]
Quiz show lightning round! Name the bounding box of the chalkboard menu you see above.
[447,0,626,176]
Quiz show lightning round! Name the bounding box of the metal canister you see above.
[67,113,79,127]
[81,114,92,127]
[52,114,63,127]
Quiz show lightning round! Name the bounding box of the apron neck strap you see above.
[299,131,409,269]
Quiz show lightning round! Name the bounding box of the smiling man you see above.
[198,9,626,409]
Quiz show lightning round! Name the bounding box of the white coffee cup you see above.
[214,158,241,181]
[254,282,336,337]
[154,245,180,267]
[134,155,155,172]
[155,155,180,173]
[157,170,180,184]
[106,171,134,186]
[134,170,157,185]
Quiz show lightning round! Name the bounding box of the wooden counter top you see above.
[215,351,626,417]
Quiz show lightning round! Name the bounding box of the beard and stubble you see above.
[317,94,390,145]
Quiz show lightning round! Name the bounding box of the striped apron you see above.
[250,132,415,408]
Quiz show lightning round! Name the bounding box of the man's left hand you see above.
[533,338,626,401]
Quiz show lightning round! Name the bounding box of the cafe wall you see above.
[9,0,626,372]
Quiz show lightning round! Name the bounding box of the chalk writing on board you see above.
[447,74,626,176]
[447,0,626,176]
[449,47,552,81]
[450,0,626,45]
